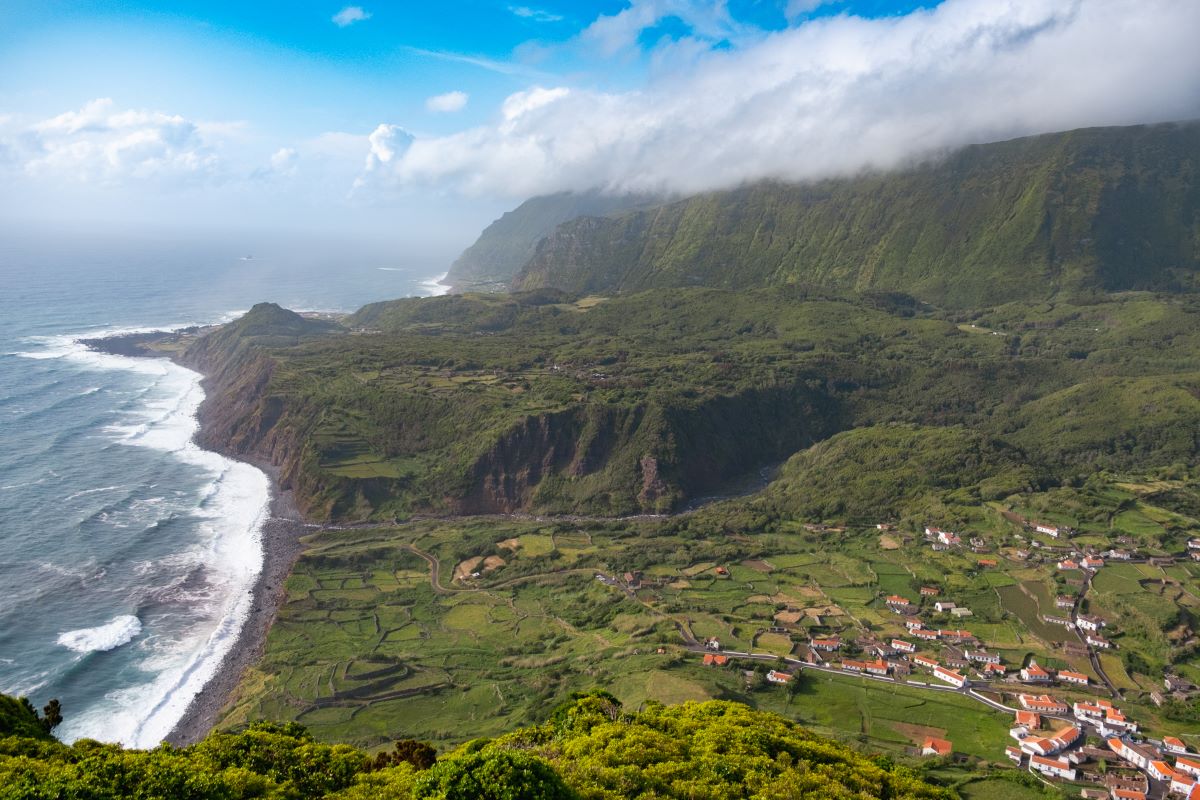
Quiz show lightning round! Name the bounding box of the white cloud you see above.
[426,91,469,113]
[269,147,298,176]
[361,0,1200,199]
[15,98,222,183]
[580,0,747,55]
[510,6,564,23]
[332,6,371,27]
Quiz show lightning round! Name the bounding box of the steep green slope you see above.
[445,192,658,290]
[514,122,1200,307]
[758,424,1047,522]
[175,288,1200,522]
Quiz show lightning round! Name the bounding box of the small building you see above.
[702,653,729,666]
[1058,559,1080,571]
[1148,760,1175,782]
[967,650,1001,664]
[766,670,793,685]
[704,637,721,651]
[1056,595,1076,609]
[1163,736,1189,755]
[1016,710,1041,728]
[951,607,974,618]
[933,666,967,688]
[1076,615,1107,632]
[1058,670,1089,686]
[1174,756,1200,778]
[1081,556,1106,570]
[977,558,998,568]
[1087,634,1114,649]
[1035,523,1061,538]
[982,662,1006,677]
[1021,661,1052,683]
[912,628,939,641]
[934,601,957,613]
[1108,738,1160,771]
[842,658,890,676]
[891,639,916,653]
[1043,615,1074,628]
[714,566,730,577]
[1075,700,1117,720]
[811,637,841,651]
[1021,694,1069,714]
[1110,790,1147,800]
[1030,754,1076,780]
[1170,771,1196,795]
[921,737,952,757]
[1005,745,1024,764]
[913,655,939,670]
[920,586,940,597]
[886,594,911,607]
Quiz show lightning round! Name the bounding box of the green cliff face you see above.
[513,122,1200,307]
[445,192,659,290]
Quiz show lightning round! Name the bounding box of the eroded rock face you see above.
[638,455,667,508]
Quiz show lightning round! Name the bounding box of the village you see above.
[672,513,1200,800]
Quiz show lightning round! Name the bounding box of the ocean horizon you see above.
[0,231,449,747]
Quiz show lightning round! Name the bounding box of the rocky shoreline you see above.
[83,331,312,746]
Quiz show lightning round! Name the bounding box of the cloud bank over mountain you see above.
[369,0,1200,197]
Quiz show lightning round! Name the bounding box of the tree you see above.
[40,699,62,733]
[369,739,438,771]
[414,750,577,800]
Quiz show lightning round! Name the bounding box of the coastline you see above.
[81,331,314,747]
[164,458,310,746]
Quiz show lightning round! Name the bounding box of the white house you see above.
[1058,670,1089,686]
[1175,756,1200,779]
[1076,615,1107,632]
[1087,634,1114,649]
[766,670,793,685]
[1021,694,1069,714]
[1021,661,1052,682]
[933,666,967,688]
[1030,755,1076,780]
[891,639,916,653]
[1163,737,1189,755]
[934,601,957,613]
[1035,523,1061,538]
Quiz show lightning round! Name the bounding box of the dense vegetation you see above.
[0,693,954,799]
[181,284,1200,523]
[512,122,1200,307]
[445,192,657,290]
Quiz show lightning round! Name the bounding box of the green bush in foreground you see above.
[0,693,953,800]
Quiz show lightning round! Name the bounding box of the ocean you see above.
[0,229,448,747]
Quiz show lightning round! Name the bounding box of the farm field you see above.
[220,471,1200,767]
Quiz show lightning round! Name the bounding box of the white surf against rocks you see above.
[16,324,269,748]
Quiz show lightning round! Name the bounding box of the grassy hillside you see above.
[180,288,1200,522]
[513,122,1200,307]
[445,192,658,290]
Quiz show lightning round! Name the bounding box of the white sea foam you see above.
[15,317,270,748]
[57,615,143,653]
[418,271,451,297]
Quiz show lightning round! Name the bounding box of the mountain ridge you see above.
[505,121,1200,307]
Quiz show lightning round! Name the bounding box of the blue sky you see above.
[1,0,1197,256]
